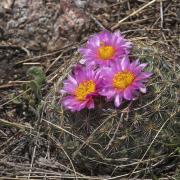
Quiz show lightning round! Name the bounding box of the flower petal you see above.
[121,56,130,70]
[68,75,78,85]
[136,72,153,81]
[114,94,122,107]
[60,65,103,111]
[123,88,133,100]
[79,31,132,67]
[87,100,95,109]
[140,87,147,93]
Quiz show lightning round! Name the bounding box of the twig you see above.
[105,113,124,150]
[42,118,104,159]
[23,62,41,65]
[111,0,157,30]
[0,89,30,107]
[45,53,63,73]
[0,118,33,130]
[72,113,116,159]
[160,1,164,28]
[28,102,46,179]
[49,136,78,180]
[0,45,30,56]
[0,81,31,89]
[129,111,178,178]
[0,84,21,89]
[15,43,74,65]
[87,12,106,30]
[150,2,171,28]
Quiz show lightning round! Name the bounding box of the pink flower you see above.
[60,65,103,112]
[99,57,152,107]
[79,31,132,67]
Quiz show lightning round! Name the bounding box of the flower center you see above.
[98,43,115,60]
[75,80,96,101]
[113,71,135,90]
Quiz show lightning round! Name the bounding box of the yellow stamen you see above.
[98,42,115,60]
[75,80,96,101]
[113,71,135,90]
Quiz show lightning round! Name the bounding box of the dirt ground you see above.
[0,0,179,179]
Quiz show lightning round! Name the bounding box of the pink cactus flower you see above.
[99,57,152,107]
[79,31,132,67]
[60,65,103,112]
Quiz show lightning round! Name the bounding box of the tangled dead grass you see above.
[0,0,179,179]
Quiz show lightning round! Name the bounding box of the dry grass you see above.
[0,0,179,179]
